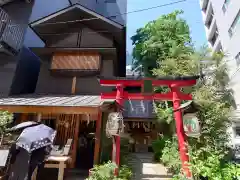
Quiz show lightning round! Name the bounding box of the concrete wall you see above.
[200,0,240,148]
[23,0,70,48]
[10,47,41,95]
[70,0,127,25]
[0,55,17,96]
[209,0,240,109]
[0,1,40,95]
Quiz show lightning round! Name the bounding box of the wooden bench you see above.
[32,139,73,180]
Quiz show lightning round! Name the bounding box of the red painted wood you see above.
[113,84,124,175]
[99,79,196,87]
[101,92,192,100]
[172,87,192,178]
[100,79,196,178]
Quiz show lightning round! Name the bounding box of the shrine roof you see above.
[0,94,114,114]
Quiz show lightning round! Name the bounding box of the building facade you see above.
[0,0,127,97]
[0,0,40,96]
[199,0,240,148]
[0,0,128,170]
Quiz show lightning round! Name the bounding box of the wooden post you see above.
[94,111,102,164]
[19,113,28,123]
[71,76,77,94]
[71,114,80,168]
[36,113,41,122]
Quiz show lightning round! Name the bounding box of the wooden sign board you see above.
[143,80,153,93]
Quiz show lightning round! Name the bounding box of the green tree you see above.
[131,10,239,179]
[131,10,193,77]
[0,111,13,146]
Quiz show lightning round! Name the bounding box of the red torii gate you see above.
[99,76,199,178]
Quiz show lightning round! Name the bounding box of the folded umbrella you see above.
[16,124,56,153]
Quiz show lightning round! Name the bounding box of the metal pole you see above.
[113,84,124,174]
[172,86,192,178]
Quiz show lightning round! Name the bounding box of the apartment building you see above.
[200,0,240,149]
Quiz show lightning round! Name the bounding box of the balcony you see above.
[210,31,218,46]
[123,100,156,119]
[0,8,25,55]
[211,34,221,53]
[206,13,214,28]
[200,0,209,12]
[207,19,217,41]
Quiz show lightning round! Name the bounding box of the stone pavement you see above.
[128,153,172,180]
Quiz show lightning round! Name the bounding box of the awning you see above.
[29,4,124,44]
[0,94,114,114]
[30,47,117,57]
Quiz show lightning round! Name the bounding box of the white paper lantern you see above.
[106,112,124,137]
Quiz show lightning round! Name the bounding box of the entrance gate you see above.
[99,76,199,178]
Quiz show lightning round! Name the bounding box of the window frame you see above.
[222,0,230,13]
[236,127,240,138]
[228,10,240,37]
[235,52,240,66]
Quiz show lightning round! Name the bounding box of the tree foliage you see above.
[0,111,13,145]
[131,10,193,77]
[131,10,239,179]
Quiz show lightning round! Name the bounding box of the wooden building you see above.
[0,3,126,170]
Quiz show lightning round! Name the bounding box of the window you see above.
[236,127,240,137]
[210,30,219,46]
[206,13,214,28]
[222,0,230,13]
[235,52,240,66]
[202,0,209,12]
[104,0,116,3]
[109,15,117,19]
[228,10,240,37]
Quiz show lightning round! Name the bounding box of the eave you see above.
[29,4,124,44]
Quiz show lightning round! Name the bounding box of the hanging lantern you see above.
[174,101,201,138]
[183,113,201,138]
[106,112,125,137]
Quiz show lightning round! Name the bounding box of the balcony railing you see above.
[0,8,25,55]
[201,0,209,12]
[210,31,218,46]
[206,13,214,28]
[123,100,156,118]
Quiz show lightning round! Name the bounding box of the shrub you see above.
[87,161,132,180]
[152,136,169,161]
[160,136,181,174]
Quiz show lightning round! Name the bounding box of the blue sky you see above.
[126,0,207,53]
